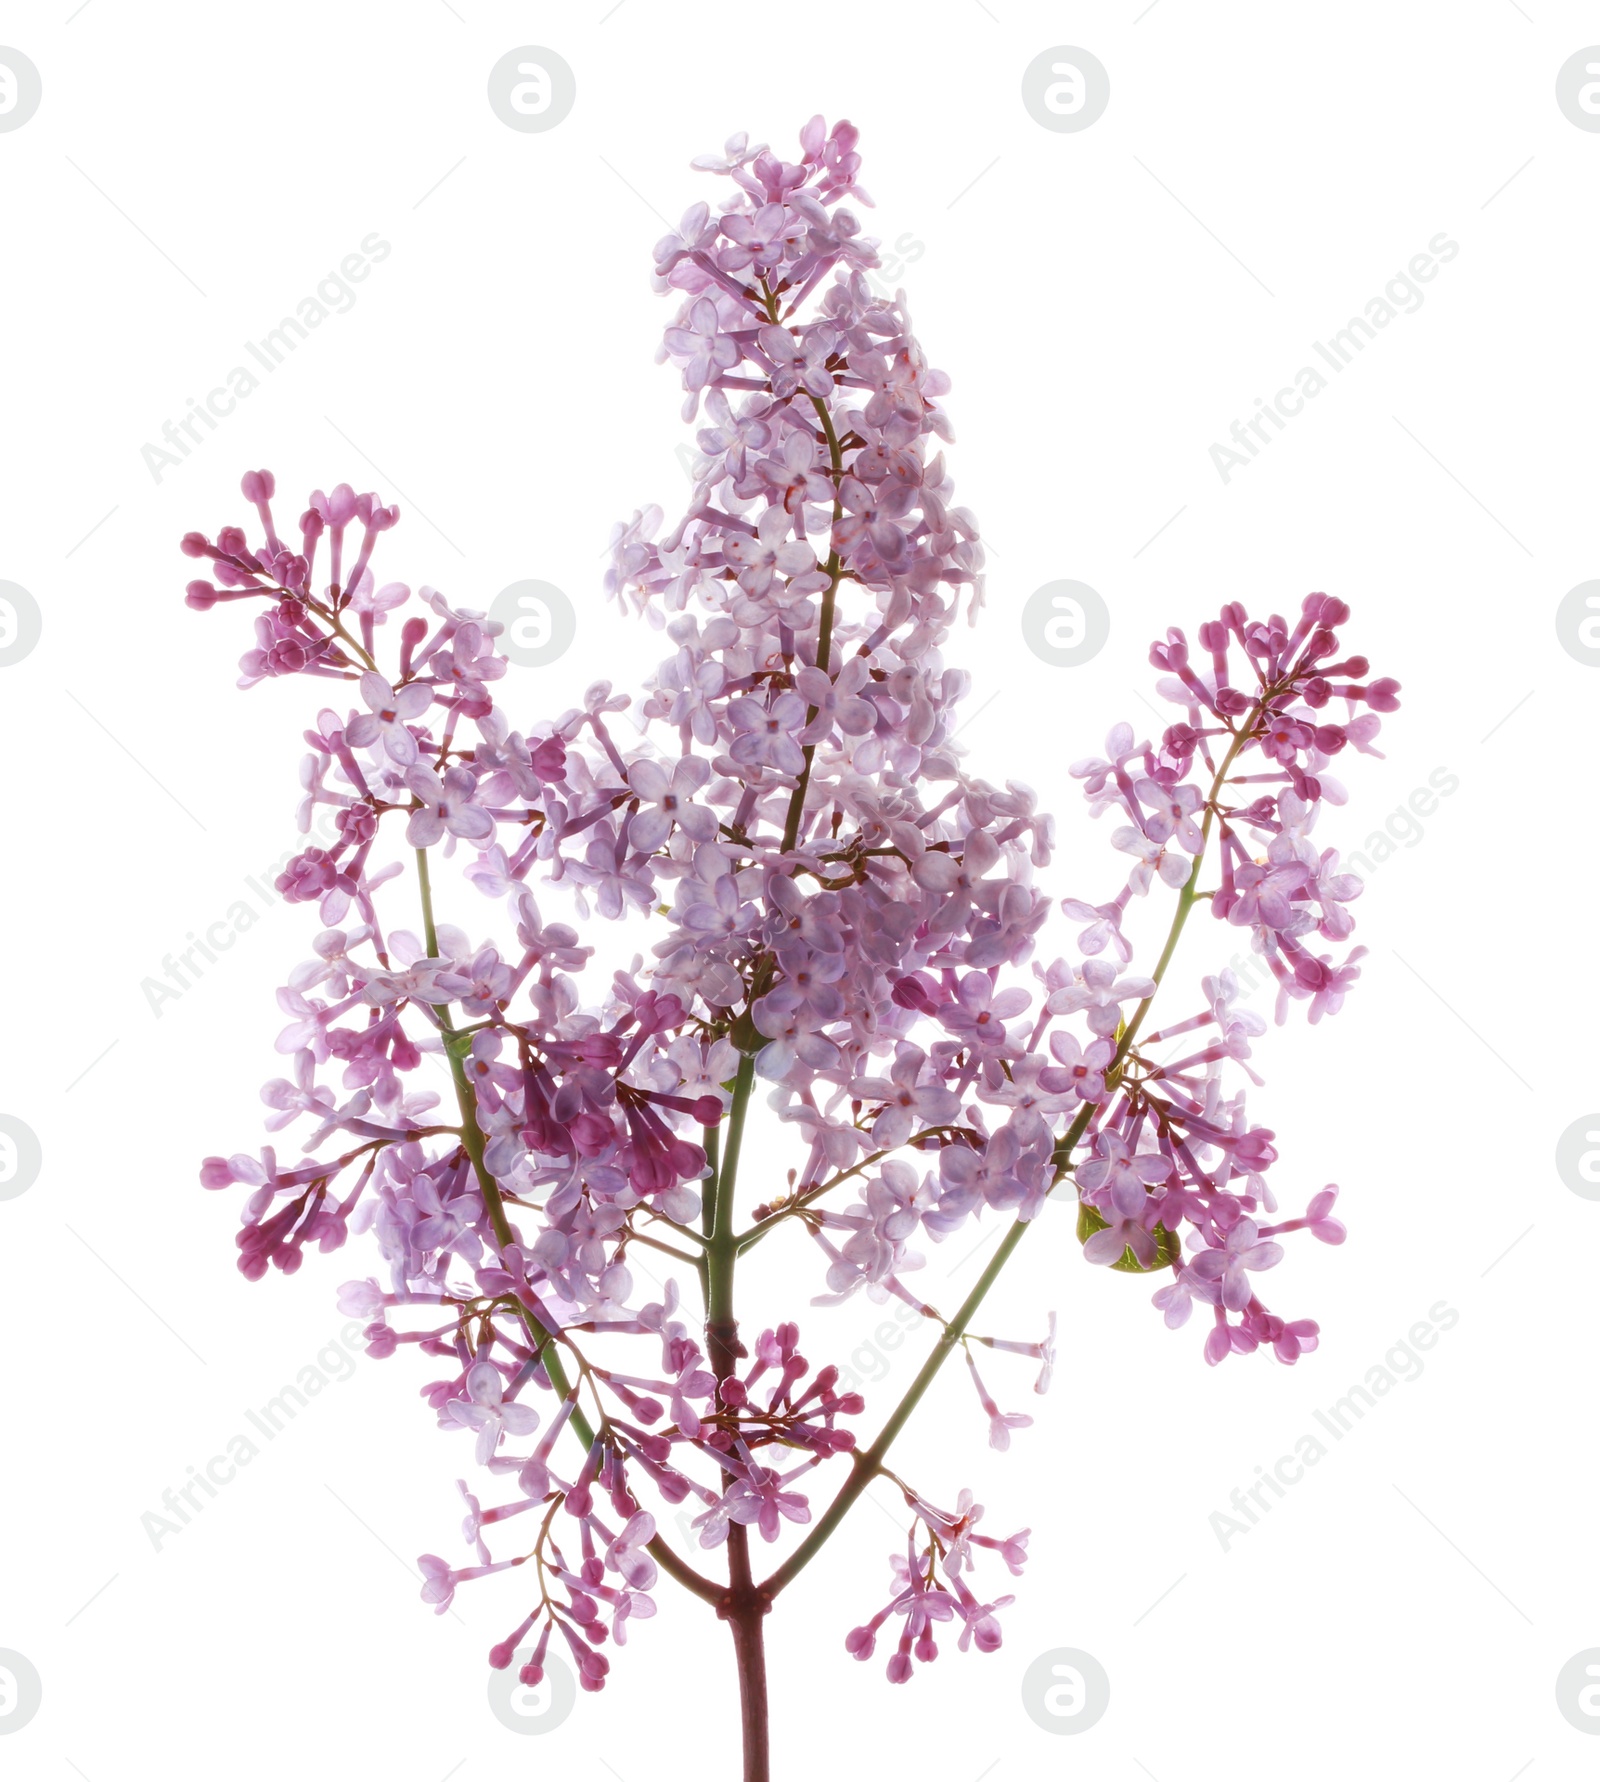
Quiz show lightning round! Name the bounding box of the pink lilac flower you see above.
[445,1361,541,1463]
[347,672,431,764]
[1186,1217,1285,1312]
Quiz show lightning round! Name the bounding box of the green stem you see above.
[413,847,721,1606]
[1086,719,1254,1076]
[734,1124,965,1255]
[762,719,1259,1597]
[763,1213,1028,1596]
[705,1053,756,1371]
[624,1228,702,1267]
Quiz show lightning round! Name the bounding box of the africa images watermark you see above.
[1215,766,1459,1013]
[1341,764,1458,876]
[140,803,341,1018]
[141,1322,369,1551]
[1209,1299,1459,1552]
[140,231,392,483]
[1209,231,1459,484]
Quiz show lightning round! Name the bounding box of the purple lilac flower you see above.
[182,115,1399,1769]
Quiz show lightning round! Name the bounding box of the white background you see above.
[1,4,1596,1778]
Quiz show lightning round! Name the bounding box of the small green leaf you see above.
[1076,1200,1180,1274]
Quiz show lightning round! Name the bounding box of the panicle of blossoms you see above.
[181,111,1398,1731]
[844,1486,1028,1684]
[1050,593,1395,1365]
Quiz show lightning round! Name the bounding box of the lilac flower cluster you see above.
[1060,598,1394,1362]
[182,116,1396,1729]
[846,1488,1027,1681]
